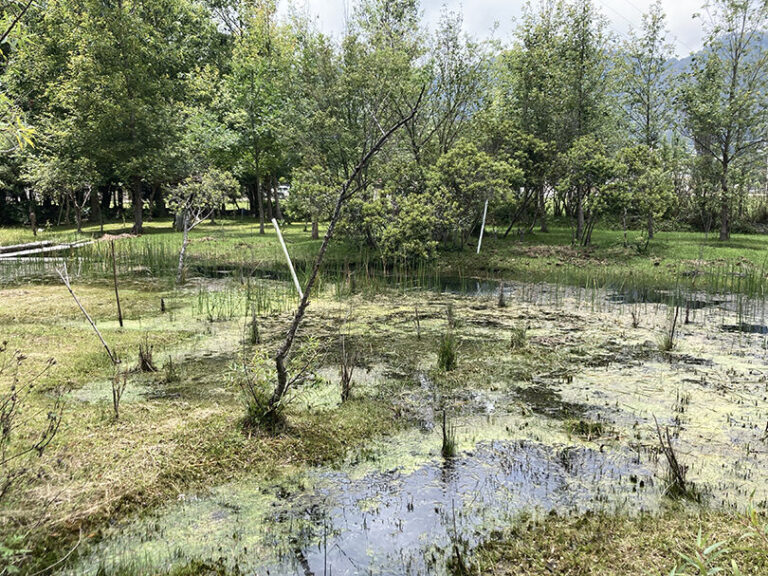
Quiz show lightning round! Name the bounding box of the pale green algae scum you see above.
[62,282,768,574]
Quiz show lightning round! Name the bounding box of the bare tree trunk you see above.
[647,213,654,240]
[111,240,123,328]
[623,208,628,247]
[719,189,730,241]
[311,214,319,240]
[131,176,143,235]
[576,197,585,242]
[90,185,102,229]
[273,175,283,221]
[256,177,265,235]
[538,185,548,232]
[27,190,37,237]
[177,214,190,284]
[265,176,274,221]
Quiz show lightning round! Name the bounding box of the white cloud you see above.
[283,0,707,54]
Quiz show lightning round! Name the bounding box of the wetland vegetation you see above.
[2,219,768,575]
[4,0,768,573]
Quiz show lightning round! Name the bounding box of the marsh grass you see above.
[476,510,768,576]
[564,418,606,441]
[658,306,680,352]
[438,332,458,372]
[510,324,528,351]
[441,410,458,459]
[7,219,768,575]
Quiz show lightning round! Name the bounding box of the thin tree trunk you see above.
[269,93,423,411]
[111,240,123,328]
[273,175,283,221]
[719,169,730,241]
[131,176,143,235]
[90,185,101,229]
[576,196,585,242]
[177,215,190,284]
[623,208,628,247]
[538,185,548,232]
[265,176,274,221]
[27,190,37,236]
[256,177,265,235]
[311,216,319,240]
[647,213,654,240]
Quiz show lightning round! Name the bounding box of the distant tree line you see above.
[1,0,768,253]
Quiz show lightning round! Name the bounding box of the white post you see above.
[477,199,489,255]
[272,218,304,298]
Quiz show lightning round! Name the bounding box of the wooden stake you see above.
[111,240,123,328]
[477,199,489,255]
[272,218,303,299]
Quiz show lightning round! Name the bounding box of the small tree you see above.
[427,139,522,247]
[169,168,238,284]
[618,144,675,239]
[24,155,98,233]
[558,135,617,246]
[289,165,335,240]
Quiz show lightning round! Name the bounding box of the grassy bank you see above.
[475,507,768,575]
[3,218,768,297]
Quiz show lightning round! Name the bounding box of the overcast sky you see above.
[285,0,707,56]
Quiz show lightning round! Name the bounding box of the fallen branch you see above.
[56,263,118,365]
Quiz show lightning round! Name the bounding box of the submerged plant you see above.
[438,332,458,372]
[446,303,456,330]
[248,307,261,345]
[654,415,694,499]
[234,352,281,431]
[565,418,605,441]
[162,356,180,384]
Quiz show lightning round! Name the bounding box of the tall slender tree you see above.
[616,0,674,237]
[679,0,768,240]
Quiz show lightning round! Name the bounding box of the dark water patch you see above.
[514,384,588,419]
[71,440,655,576]
[722,323,768,335]
[606,289,725,310]
[273,441,654,576]
[668,354,716,367]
